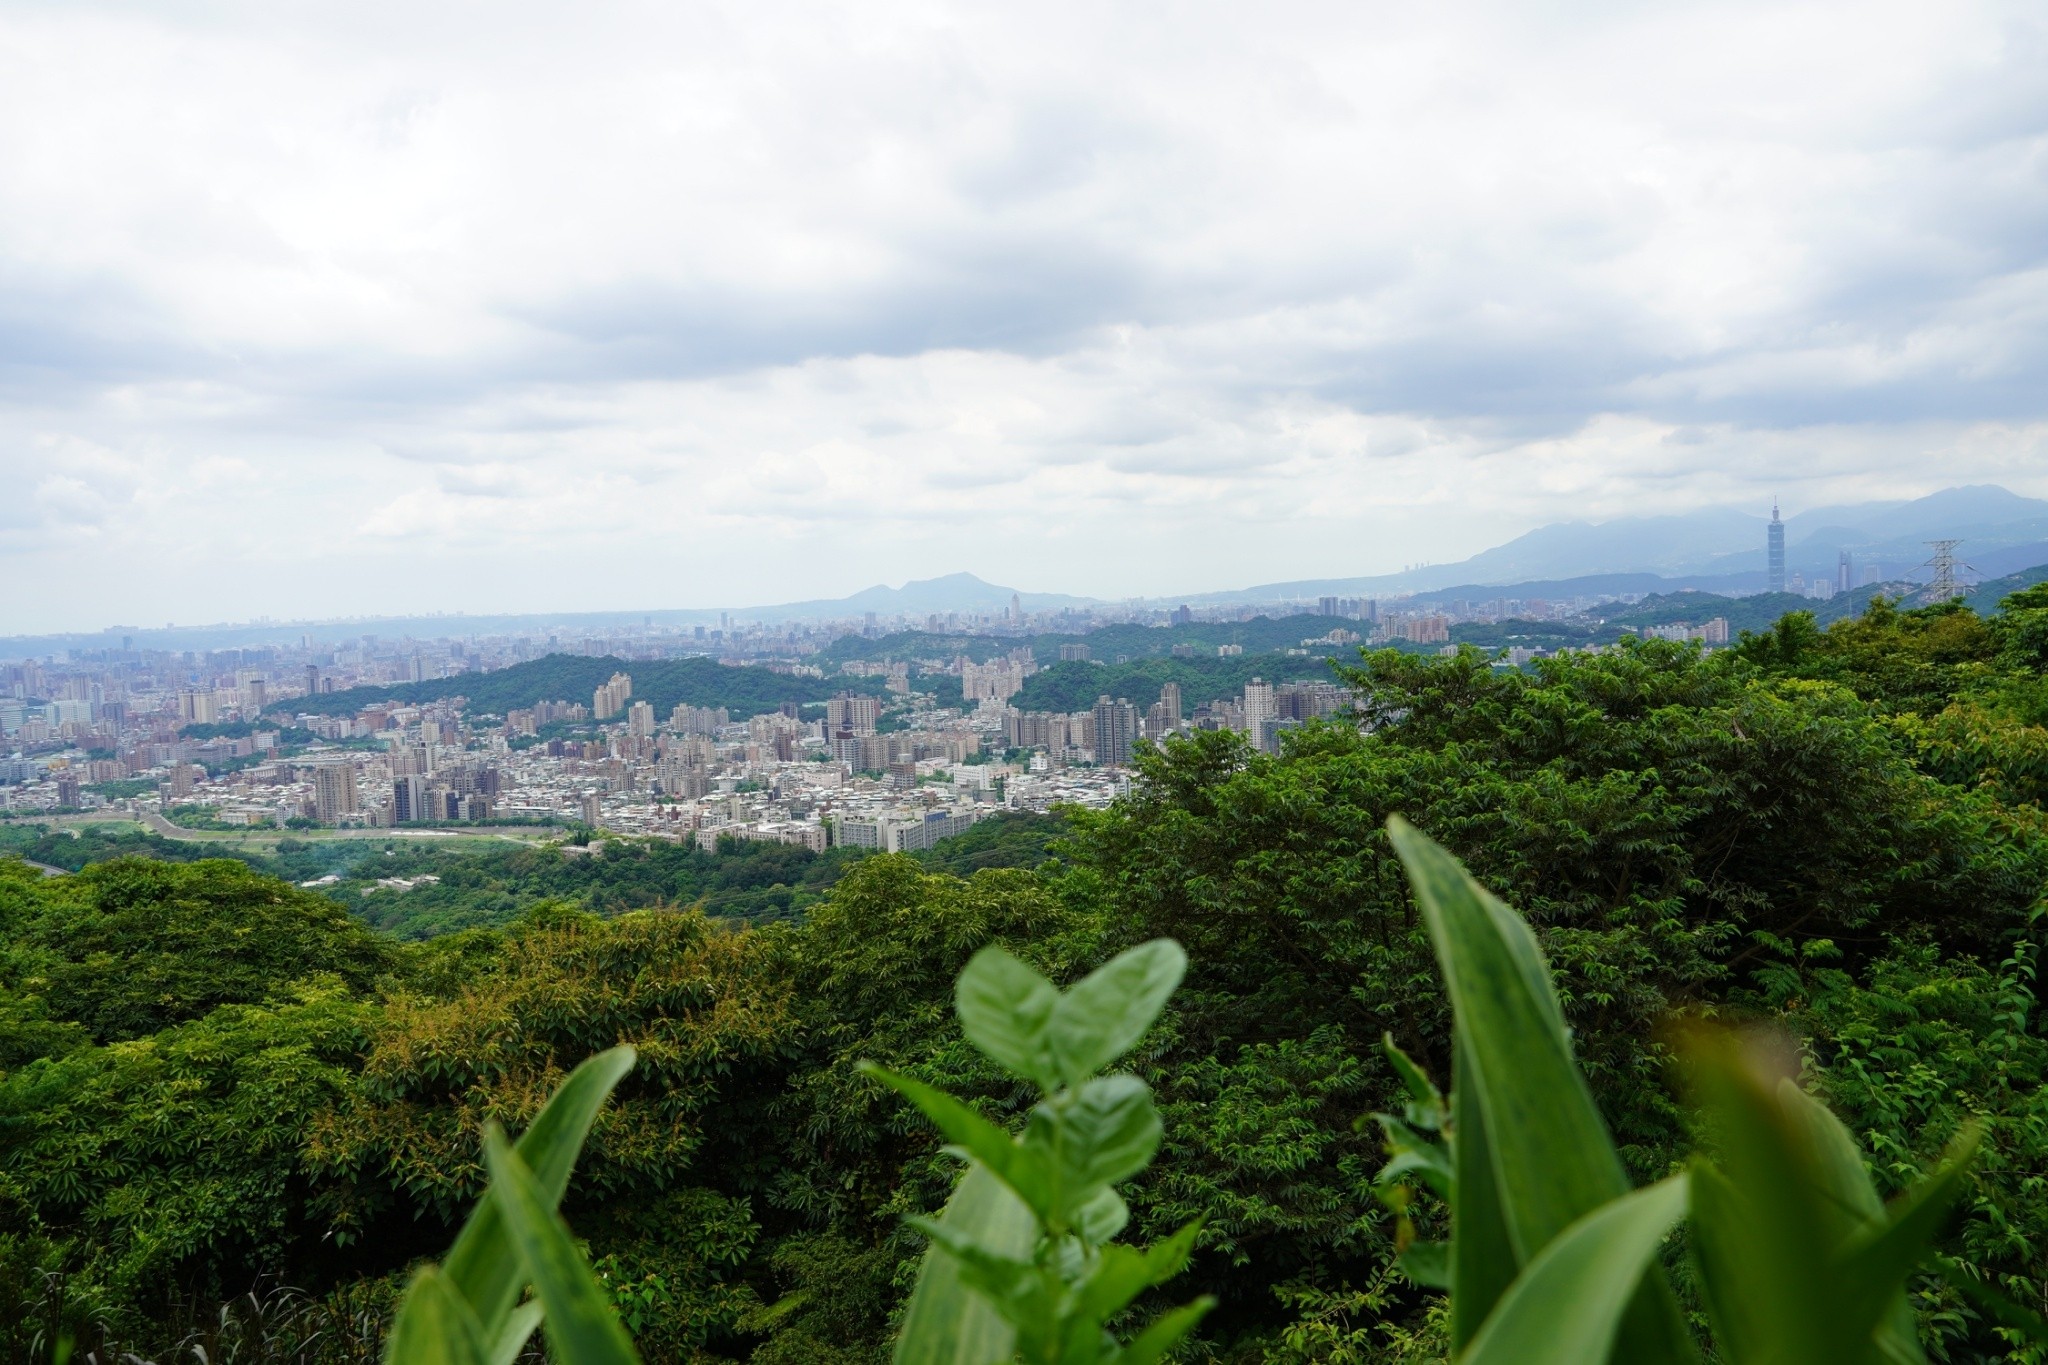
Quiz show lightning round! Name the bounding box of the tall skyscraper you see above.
[1158,682,1182,732]
[1838,549,1853,594]
[1767,501,1786,594]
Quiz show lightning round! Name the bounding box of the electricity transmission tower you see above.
[1921,540,1974,602]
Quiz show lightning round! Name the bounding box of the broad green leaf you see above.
[486,1302,545,1365]
[1389,819,1694,1364]
[861,1063,1054,1217]
[1688,1160,1771,1365]
[894,1163,1037,1365]
[906,1215,1050,1321]
[1072,1244,1157,1327]
[1049,1076,1161,1200]
[385,1265,488,1365]
[1072,1220,1201,1324]
[481,1127,641,1365]
[1460,1174,1690,1365]
[1113,1298,1216,1365]
[1776,1081,1928,1365]
[1049,940,1186,1087]
[445,1046,636,1329]
[957,947,1061,1089]
[1393,1241,1450,1290]
[1685,1032,1839,1363]
[1075,1187,1130,1246]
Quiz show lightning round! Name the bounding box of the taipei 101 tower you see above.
[1767,501,1786,593]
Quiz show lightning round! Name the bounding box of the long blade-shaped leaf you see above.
[481,1127,641,1365]
[385,1265,489,1365]
[1389,818,1695,1364]
[1451,1033,1517,1351]
[445,1047,637,1328]
[894,1163,1039,1365]
[1777,1082,1927,1365]
[1388,819,1624,1252]
[1461,1175,1690,1365]
[486,1302,544,1365]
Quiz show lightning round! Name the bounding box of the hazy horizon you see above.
[4,1,2046,633]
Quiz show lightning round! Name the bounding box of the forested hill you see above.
[1009,652,1338,712]
[273,653,880,720]
[8,586,2048,1363]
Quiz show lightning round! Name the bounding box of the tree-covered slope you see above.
[6,587,2048,1363]
[275,653,879,720]
[1008,652,1339,713]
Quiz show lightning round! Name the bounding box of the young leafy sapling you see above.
[864,939,1213,1365]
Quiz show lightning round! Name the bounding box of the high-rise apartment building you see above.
[391,773,423,823]
[1091,695,1139,767]
[827,692,880,736]
[593,673,633,720]
[1768,502,1786,594]
[628,700,655,737]
[1159,682,1182,732]
[312,764,359,823]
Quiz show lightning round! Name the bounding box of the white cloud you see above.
[0,0,2044,631]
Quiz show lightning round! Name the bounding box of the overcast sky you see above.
[3,0,2045,632]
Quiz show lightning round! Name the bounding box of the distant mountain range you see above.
[742,572,1096,619]
[1174,485,2048,605]
[7,487,2045,655]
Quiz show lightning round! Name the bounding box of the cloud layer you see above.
[2,0,2045,630]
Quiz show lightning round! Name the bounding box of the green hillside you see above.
[272,653,879,720]
[7,588,2048,1363]
[1008,652,1339,713]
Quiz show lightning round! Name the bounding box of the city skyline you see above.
[3,2,2047,632]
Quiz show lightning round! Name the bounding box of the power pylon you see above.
[1921,540,1973,602]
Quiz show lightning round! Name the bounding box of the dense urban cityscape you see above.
[0,515,1972,848]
